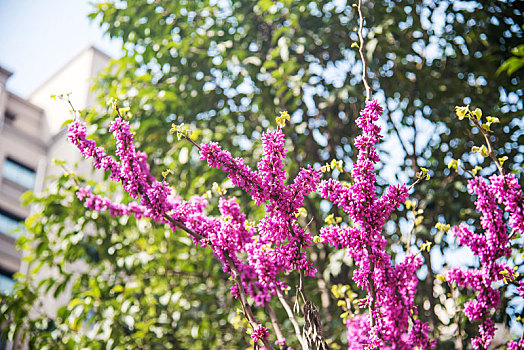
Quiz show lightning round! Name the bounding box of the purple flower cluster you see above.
[518,281,524,299]
[446,173,523,349]
[318,100,431,349]
[68,117,322,328]
[200,142,267,205]
[70,100,523,348]
[68,119,232,263]
[76,186,146,218]
[409,319,433,349]
[200,128,321,304]
[68,119,171,221]
[346,314,371,349]
[490,174,524,235]
[508,339,524,350]
[251,323,269,344]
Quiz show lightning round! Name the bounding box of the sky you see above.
[0,0,122,98]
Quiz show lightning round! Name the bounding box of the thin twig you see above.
[357,0,371,101]
[56,95,79,120]
[458,164,476,179]
[183,136,202,151]
[304,217,315,232]
[226,256,274,350]
[265,302,287,349]
[115,104,123,119]
[276,289,308,350]
[408,177,423,190]
[470,118,504,176]
[67,98,79,121]
[298,268,308,304]
[163,214,204,240]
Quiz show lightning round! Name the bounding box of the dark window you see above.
[0,268,14,295]
[4,110,16,123]
[2,157,36,189]
[0,208,24,239]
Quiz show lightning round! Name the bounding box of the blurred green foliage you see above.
[1,173,252,349]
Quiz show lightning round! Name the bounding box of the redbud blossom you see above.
[318,100,431,349]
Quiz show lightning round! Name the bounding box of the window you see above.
[4,110,16,123]
[0,208,24,239]
[2,157,36,190]
[0,269,14,295]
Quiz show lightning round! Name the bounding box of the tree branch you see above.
[357,0,372,101]
[470,118,504,176]
[226,256,274,350]
[163,214,204,241]
[265,302,287,349]
[276,289,308,350]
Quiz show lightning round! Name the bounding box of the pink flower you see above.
[318,100,430,348]
[251,323,269,344]
[508,339,524,350]
[446,173,522,349]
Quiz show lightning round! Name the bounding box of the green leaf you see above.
[61,118,74,128]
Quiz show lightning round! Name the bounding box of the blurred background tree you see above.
[1,0,522,349]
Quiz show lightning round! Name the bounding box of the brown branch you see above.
[183,135,202,151]
[385,110,413,162]
[459,164,476,179]
[354,2,379,326]
[163,214,204,241]
[421,249,437,338]
[357,0,371,101]
[67,97,79,120]
[408,177,423,190]
[470,118,504,176]
[264,302,287,349]
[226,256,274,350]
[310,250,332,325]
[276,289,308,350]
[114,104,123,119]
[298,268,308,304]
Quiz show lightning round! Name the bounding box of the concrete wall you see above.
[0,70,47,275]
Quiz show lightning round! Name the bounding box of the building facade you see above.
[0,66,47,293]
[0,46,110,296]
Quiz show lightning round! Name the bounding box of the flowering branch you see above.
[57,41,522,350]
[445,105,523,349]
[163,214,204,240]
[318,100,430,349]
